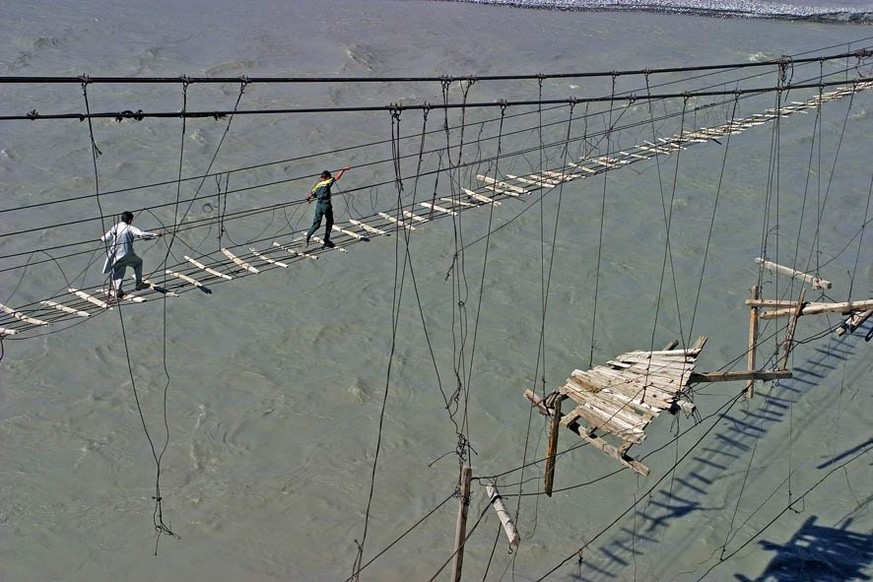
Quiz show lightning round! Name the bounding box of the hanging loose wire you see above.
[81,78,179,553]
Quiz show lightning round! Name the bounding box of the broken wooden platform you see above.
[528,337,707,478]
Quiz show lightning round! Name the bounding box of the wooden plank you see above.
[140,279,180,297]
[461,188,500,205]
[69,288,110,310]
[40,300,90,318]
[185,255,233,280]
[755,257,831,289]
[0,302,49,326]
[332,225,366,240]
[476,174,528,194]
[505,174,554,187]
[349,218,387,236]
[221,248,260,274]
[378,212,416,231]
[272,241,317,260]
[761,298,873,320]
[249,247,288,268]
[0,326,17,336]
[439,196,477,207]
[689,369,792,383]
[165,270,209,290]
[420,201,458,216]
[579,431,650,476]
[402,210,429,223]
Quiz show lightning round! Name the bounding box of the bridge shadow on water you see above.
[572,320,872,580]
[735,515,873,582]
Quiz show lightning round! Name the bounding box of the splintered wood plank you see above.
[378,212,416,231]
[40,300,90,318]
[755,257,831,289]
[420,202,457,216]
[579,431,650,476]
[562,404,647,443]
[0,302,49,326]
[185,255,233,280]
[221,248,260,273]
[349,219,387,236]
[249,247,288,268]
[461,188,500,205]
[69,288,110,310]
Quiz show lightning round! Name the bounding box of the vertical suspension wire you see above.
[352,105,409,582]
[513,99,578,552]
[688,93,740,337]
[81,78,179,554]
[587,73,617,369]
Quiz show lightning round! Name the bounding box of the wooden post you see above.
[780,288,805,370]
[544,395,564,497]
[451,464,472,582]
[745,285,759,399]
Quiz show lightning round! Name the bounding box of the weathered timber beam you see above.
[689,370,792,383]
[755,257,831,289]
[760,298,873,319]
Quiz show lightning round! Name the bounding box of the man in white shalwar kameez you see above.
[101,211,162,299]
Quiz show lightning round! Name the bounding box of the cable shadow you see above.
[735,515,873,582]
[574,327,865,579]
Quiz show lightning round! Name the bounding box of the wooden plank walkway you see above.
[3,80,872,337]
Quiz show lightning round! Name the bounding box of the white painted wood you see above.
[402,210,429,223]
[40,300,90,317]
[332,225,365,240]
[476,174,528,194]
[141,279,180,297]
[69,288,110,309]
[440,196,476,207]
[0,302,49,326]
[378,212,416,231]
[185,255,233,280]
[305,235,348,252]
[272,241,318,260]
[754,257,831,289]
[349,219,387,236]
[165,270,207,289]
[486,485,520,549]
[221,248,260,274]
[420,202,457,216]
[461,188,500,205]
[249,247,288,268]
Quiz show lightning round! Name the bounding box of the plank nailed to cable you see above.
[221,248,260,274]
[0,302,49,326]
[185,255,233,280]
